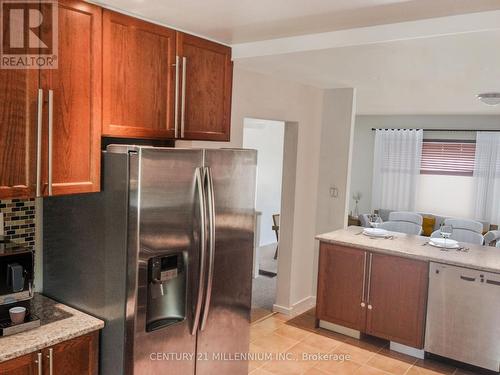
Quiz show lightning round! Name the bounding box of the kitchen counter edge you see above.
[0,294,104,363]
[316,226,500,274]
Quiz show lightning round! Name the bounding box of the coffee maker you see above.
[0,237,35,324]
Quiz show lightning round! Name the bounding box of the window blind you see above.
[420,141,476,176]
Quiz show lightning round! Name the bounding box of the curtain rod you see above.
[370,128,500,132]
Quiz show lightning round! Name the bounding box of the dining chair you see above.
[484,230,500,246]
[430,218,484,245]
[358,214,371,227]
[272,214,280,260]
[378,211,423,235]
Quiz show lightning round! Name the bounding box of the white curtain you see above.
[473,132,500,224]
[371,129,423,211]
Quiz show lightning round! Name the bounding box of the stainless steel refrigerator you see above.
[43,146,257,375]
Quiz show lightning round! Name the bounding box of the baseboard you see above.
[273,295,316,316]
[319,321,361,339]
[390,342,425,359]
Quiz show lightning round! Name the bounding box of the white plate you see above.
[429,238,460,249]
[363,228,389,238]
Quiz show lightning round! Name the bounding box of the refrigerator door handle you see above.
[200,166,215,331]
[191,167,207,335]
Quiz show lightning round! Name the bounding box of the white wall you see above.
[350,115,500,216]
[313,88,356,294]
[242,118,285,246]
[315,89,356,234]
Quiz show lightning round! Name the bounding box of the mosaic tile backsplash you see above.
[0,198,36,249]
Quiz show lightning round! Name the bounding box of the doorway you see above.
[243,118,285,322]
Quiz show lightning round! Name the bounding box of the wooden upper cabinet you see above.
[40,0,102,196]
[0,69,38,199]
[102,10,177,139]
[316,243,367,331]
[101,13,232,142]
[177,33,232,141]
[366,253,428,348]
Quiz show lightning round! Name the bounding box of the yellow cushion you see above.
[422,216,436,237]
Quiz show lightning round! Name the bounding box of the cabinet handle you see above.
[174,55,180,138]
[36,89,43,197]
[180,56,187,138]
[366,253,373,304]
[486,279,500,286]
[35,352,42,375]
[361,252,367,306]
[460,275,475,282]
[47,348,53,375]
[48,90,54,196]
[368,305,373,310]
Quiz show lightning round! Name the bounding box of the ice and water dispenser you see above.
[146,252,187,332]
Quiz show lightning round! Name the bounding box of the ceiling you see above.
[236,30,500,114]
[95,0,500,44]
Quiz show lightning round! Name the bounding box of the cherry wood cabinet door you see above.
[0,69,38,199]
[316,243,367,331]
[102,10,177,139]
[43,332,98,375]
[0,352,37,375]
[40,0,102,195]
[177,33,232,141]
[366,253,428,348]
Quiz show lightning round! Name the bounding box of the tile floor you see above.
[248,309,485,375]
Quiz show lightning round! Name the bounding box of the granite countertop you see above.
[0,294,104,363]
[317,226,500,274]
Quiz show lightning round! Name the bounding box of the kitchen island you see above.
[315,226,500,372]
[317,226,500,273]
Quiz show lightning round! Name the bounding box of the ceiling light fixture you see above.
[477,92,500,106]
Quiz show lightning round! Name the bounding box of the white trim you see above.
[233,10,500,59]
[390,342,425,359]
[85,1,231,47]
[319,321,361,340]
[273,295,316,316]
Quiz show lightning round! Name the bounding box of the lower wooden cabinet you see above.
[366,253,428,348]
[317,245,366,331]
[0,352,37,375]
[317,242,428,349]
[0,332,98,375]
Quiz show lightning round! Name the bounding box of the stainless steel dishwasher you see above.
[425,262,500,372]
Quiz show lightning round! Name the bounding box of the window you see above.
[420,140,476,176]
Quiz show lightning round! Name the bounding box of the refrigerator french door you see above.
[196,150,256,375]
[43,146,257,375]
[127,147,203,375]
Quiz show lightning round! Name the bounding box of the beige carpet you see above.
[251,243,278,313]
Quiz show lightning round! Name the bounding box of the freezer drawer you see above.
[425,262,500,372]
